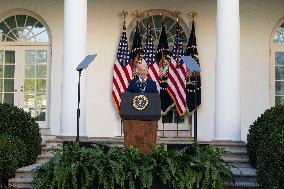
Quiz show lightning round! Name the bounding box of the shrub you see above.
[33,142,233,189]
[247,105,284,188]
[0,135,26,186]
[0,103,42,165]
[247,105,284,166]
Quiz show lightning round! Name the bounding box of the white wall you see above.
[240,0,284,140]
[1,0,283,141]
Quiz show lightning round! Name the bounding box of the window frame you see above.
[0,9,51,128]
[270,17,284,106]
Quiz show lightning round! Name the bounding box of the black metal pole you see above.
[194,73,198,142]
[176,108,179,138]
[76,70,81,142]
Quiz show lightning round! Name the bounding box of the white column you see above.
[60,0,87,136]
[214,0,241,141]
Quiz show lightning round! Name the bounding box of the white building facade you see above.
[0,0,283,141]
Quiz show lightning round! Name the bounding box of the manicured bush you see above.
[33,142,233,189]
[0,135,26,186]
[247,105,284,166]
[0,103,42,165]
[247,105,284,188]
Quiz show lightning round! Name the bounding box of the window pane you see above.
[0,22,9,39]
[24,107,35,117]
[5,16,16,30]
[36,93,46,108]
[3,93,13,104]
[174,113,185,124]
[274,23,284,44]
[35,108,46,121]
[25,65,35,78]
[0,93,2,103]
[5,51,15,64]
[16,15,26,27]
[25,50,35,64]
[275,96,284,105]
[4,65,15,78]
[4,79,14,92]
[276,52,284,65]
[5,32,16,41]
[35,31,48,42]
[24,93,35,108]
[36,65,47,78]
[24,79,35,92]
[276,66,284,80]
[0,79,2,92]
[37,50,47,64]
[0,51,3,63]
[33,22,45,34]
[36,79,46,92]
[0,65,3,77]
[26,16,37,29]
[162,110,174,123]
[275,81,284,95]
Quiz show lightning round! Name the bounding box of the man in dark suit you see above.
[127,63,158,93]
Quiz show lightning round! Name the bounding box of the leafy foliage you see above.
[247,105,284,188]
[0,103,42,186]
[33,142,233,189]
[0,103,42,165]
[0,135,26,186]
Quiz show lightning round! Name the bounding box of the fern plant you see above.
[33,142,233,189]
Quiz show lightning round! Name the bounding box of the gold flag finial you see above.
[133,10,140,18]
[175,10,181,22]
[122,9,128,25]
[189,11,198,21]
[160,11,166,20]
[144,11,151,18]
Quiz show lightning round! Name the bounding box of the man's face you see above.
[138,64,148,80]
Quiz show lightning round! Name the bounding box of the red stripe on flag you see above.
[167,61,187,116]
[112,91,120,111]
[168,73,186,106]
[167,87,185,116]
[114,64,127,91]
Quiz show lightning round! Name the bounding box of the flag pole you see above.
[190,11,198,142]
[121,10,128,137]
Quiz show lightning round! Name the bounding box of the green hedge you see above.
[0,103,42,165]
[0,135,22,186]
[33,142,233,189]
[247,105,284,188]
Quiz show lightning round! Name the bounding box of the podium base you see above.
[123,120,157,155]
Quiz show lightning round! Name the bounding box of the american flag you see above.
[156,20,174,114]
[142,19,159,90]
[130,20,143,77]
[185,21,201,113]
[167,22,187,116]
[112,24,132,111]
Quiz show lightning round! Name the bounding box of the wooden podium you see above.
[120,92,161,155]
[123,120,157,155]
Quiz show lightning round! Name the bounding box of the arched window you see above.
[270,19,284,105]
[273,23,284,44]
[0,15,49,42]
[128,9,189,45]
[0,9,51,128]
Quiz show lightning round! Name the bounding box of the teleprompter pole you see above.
[76,70,82,142]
